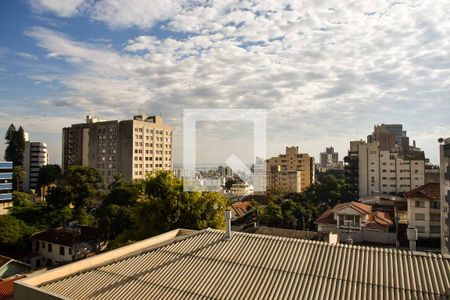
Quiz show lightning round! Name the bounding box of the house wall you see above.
[32,240,73,265]
[407,198,441,239]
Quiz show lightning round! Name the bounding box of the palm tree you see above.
[13,166,26,192]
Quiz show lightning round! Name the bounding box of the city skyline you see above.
[1,1,449,165]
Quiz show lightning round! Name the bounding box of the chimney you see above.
[407,226,418,251]
[224,210,233,239]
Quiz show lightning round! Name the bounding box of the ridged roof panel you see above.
[40,229,450,299]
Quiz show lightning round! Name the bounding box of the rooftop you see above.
[404,183,440,200]
[31,226,100,247]
[16,228,450,299]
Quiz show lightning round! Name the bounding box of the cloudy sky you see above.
[0,0,449,166]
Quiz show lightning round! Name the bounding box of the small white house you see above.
[31,225,106,267]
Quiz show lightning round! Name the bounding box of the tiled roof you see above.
[229,201,254,218]
[404,183,440,200]
[22,228,450,299]
[314,208,336,225]
[315,202,392,230]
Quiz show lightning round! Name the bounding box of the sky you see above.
[0,0,449,166]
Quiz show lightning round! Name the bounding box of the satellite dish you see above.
[438,138,444,143]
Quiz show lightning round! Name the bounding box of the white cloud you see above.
[16,52,38,60]
[23,0,450,164]
[90,0,184,29]
[29,0,84,17]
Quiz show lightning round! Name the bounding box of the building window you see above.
[35,241,39,250]
[431,201,440,209]
[48,243,52,252]
[430,226,440,234]
[68,248,72,255]
[416,226,425,233]
[415,201,425,208]
[415,213,425,221]
[430,213,440,222]
[42,242,45,249]
[338,215,361,227]
[59,246,65,256]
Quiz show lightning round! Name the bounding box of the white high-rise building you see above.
[345,141,425,198]
[23,135,49,192]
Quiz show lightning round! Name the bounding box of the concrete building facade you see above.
[440,137,450,255]
[0,161,13,215]
[345,141,425,199]
[267,166,302,193]
[405,183,441,239]
[367,124,409,152]
[63,115,173,183]
[23,138,49,192]
[266,146,314,193]
[319,146,339,167]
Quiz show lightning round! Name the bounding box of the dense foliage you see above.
[258,174,346,230]
[98,171,228,248]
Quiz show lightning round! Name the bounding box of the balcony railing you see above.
[0,193,12,201]
[0,173,13,180]
[0,183,12,190]
[0,162,13,169]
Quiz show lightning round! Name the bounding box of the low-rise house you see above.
[404,182,441,239]
[315,201,395,244]
[229,183,253,196]
[30,225,105,267]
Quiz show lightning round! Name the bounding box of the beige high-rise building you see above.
[266,146,314,193]
[63,115,173,184]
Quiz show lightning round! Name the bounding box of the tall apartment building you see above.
[320,147,339,167]
[23,136,49,192]
[439,137,450,255]
[267,166,301,193]
[367,124,409,152]
[266,146,314,193]
[0,161,13,215]
[63,115,173,183]
[344,141,425,199]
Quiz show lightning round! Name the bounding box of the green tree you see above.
[0,215,33,252]
[4,125,25,167]
[260,202,283,227]
[97,180,139,240]
[303,174,346,207]
[13,166,26,192]
[136,171,228,238]
[46,166,104,223]
[38,164,61,195]
[12,191,33,207]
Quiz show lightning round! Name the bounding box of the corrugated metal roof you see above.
[38,229,449,299]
